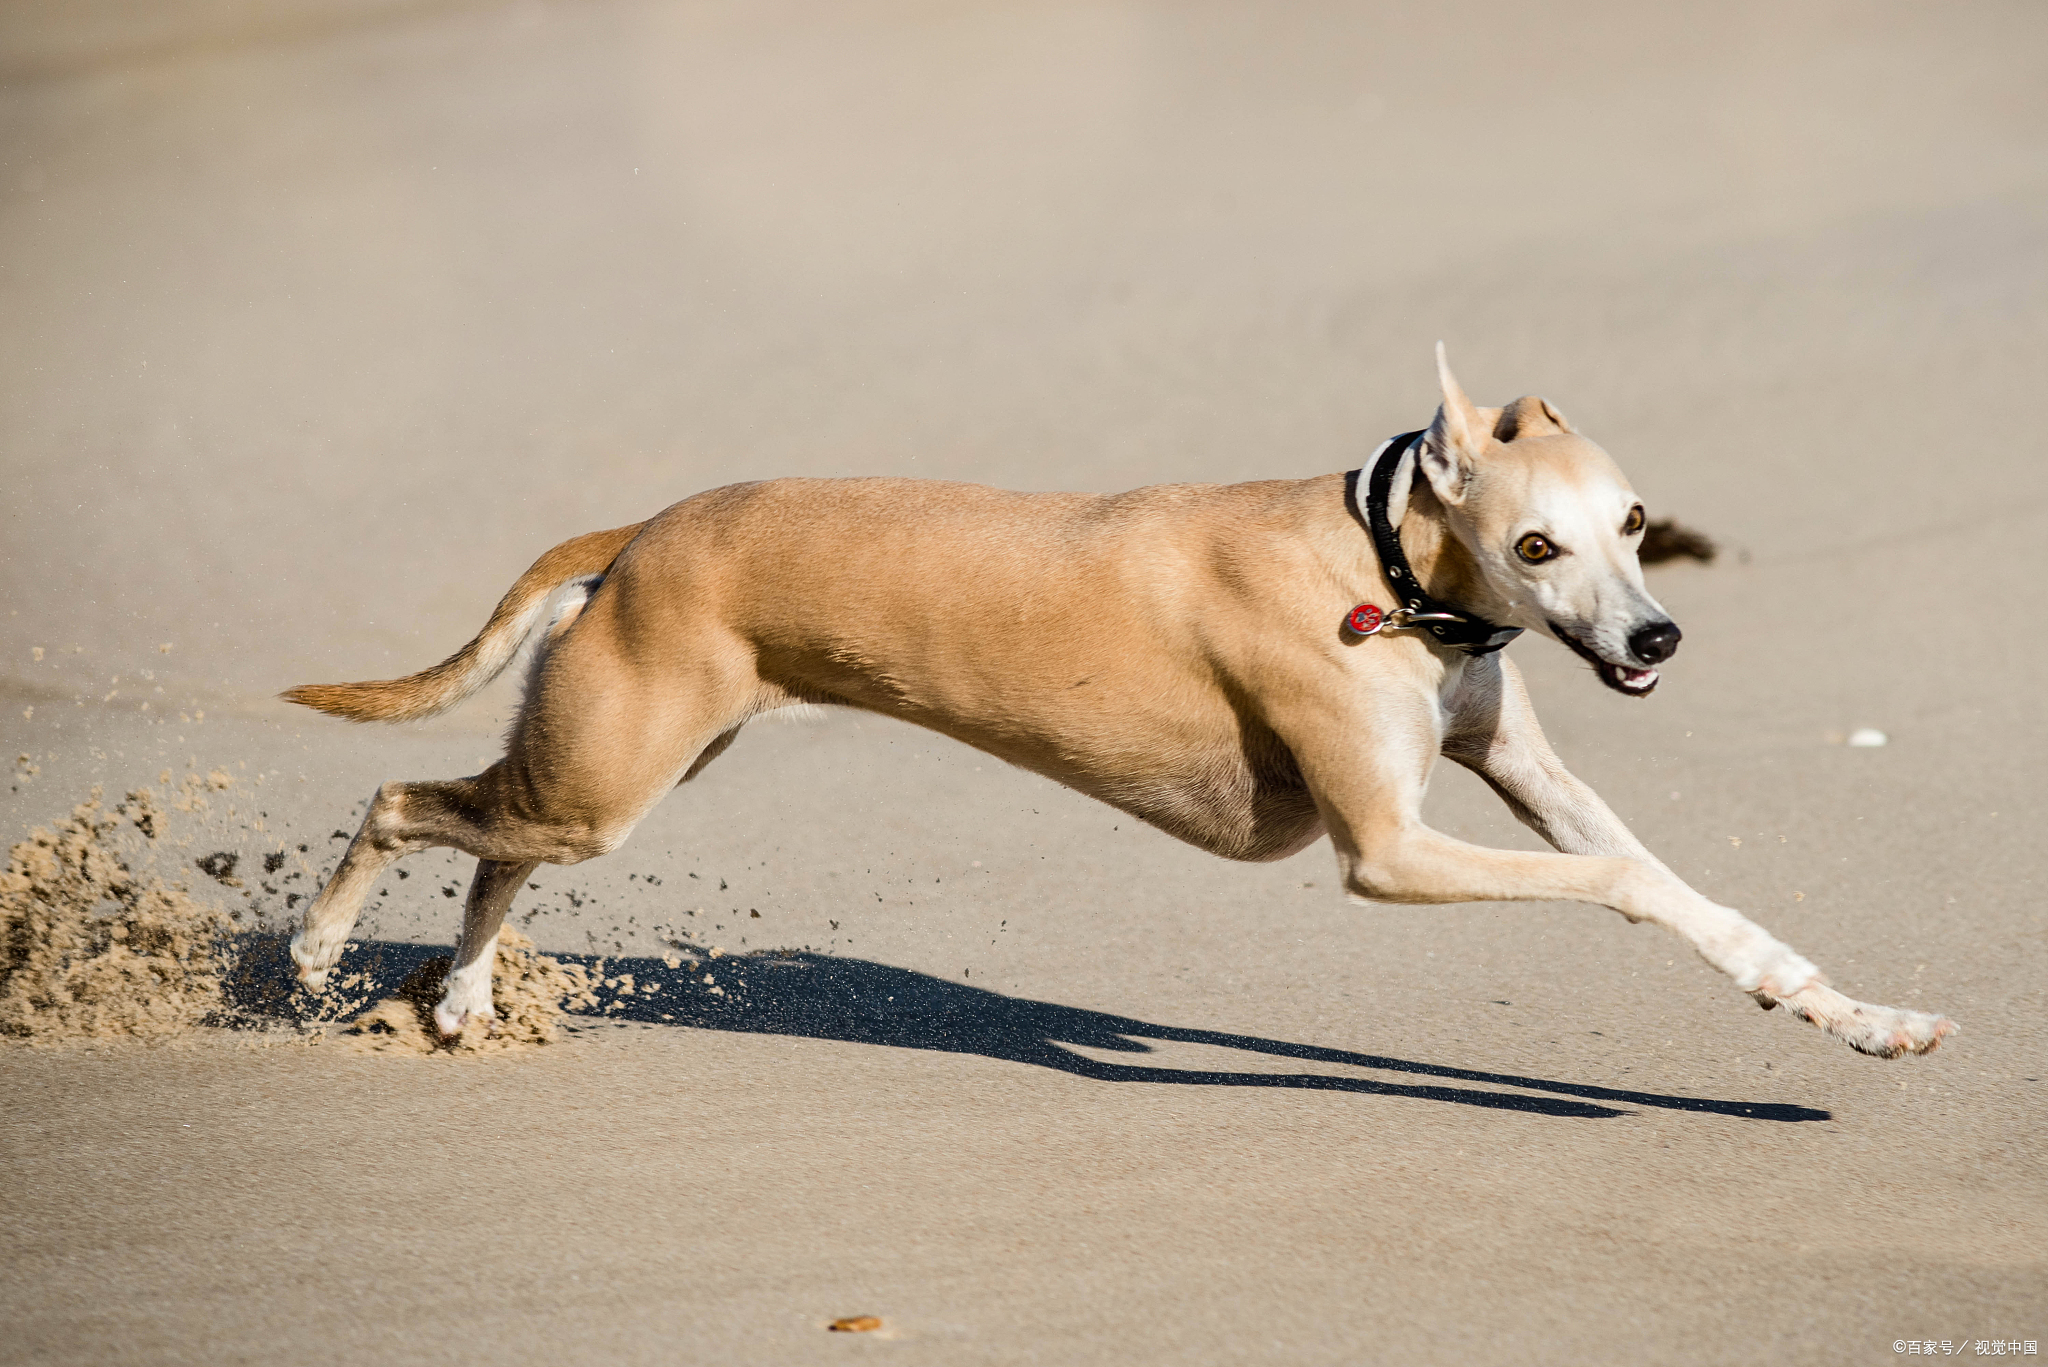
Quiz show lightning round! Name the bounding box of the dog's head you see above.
[1414,345,1679,696]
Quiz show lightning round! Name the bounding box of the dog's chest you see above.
[1432,652,1474,710]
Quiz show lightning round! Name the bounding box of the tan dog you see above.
[285,347,1956,1058]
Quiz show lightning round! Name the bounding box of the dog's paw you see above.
[1778,983,1956,1058]
[288,932,338,990]
[434,959,499,1039]
[431,996,498,1040]
[430,983,497,1037]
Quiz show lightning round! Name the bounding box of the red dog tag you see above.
[1346,603,1383,635]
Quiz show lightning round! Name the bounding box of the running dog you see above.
[284,346,1955,1058]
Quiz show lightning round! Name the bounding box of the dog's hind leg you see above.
[434,857,541,1036]
[289,772,545,989]
[289,753,706,996]
[289,780,440,989]
[288,747,704,994]
[295,605,762,1028]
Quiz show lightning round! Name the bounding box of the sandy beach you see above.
[3,1,2045,1361]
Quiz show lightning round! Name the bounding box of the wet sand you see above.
[3,0,2045,1361]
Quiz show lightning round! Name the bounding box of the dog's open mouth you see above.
[1596,660,1659,695]
[1552,624,1660,697]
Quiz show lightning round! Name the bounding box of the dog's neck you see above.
[1385,446,1493,619]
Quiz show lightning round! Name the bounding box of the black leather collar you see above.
[1343,431,1525,656]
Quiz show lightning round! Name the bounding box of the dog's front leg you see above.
[1274,665,1954,1058]
[1439,658,1665,865]
[1428,656,1955,1058]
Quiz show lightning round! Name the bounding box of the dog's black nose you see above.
[1629,620,1682,665]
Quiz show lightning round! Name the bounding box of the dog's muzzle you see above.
[1552,621,1676,697]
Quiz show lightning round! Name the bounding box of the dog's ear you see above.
[1421,342,1484,505]
[1494,395,1575,441]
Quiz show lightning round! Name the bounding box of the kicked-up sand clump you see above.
[4,778,601,1053]
[344,928,599,1054]
[0,790,230,1043]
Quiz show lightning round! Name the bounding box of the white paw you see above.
[1779,983,1957,1058]
[432,997,496,1039]
[288,933,336,990]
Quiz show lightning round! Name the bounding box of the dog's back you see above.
[587,475,1347,858]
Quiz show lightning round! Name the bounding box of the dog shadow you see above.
[221,934,1829,1123]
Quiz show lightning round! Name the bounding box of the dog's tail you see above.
[281,521,648,723]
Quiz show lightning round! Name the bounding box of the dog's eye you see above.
[1623,505,1645,535]
[1516,533,1556,563]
